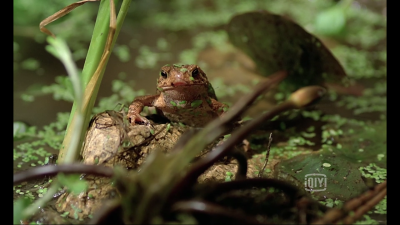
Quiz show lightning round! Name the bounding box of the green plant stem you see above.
[59,0,131,163]
[46,36,84,164]
[58,0,112,163]
[21,0,132,219]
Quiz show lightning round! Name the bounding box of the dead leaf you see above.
[40,0,100,37]
[227,10,347,92]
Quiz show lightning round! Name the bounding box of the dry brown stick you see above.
[312,180,387,224]
[39,0,100,37]
[258,132,273,178]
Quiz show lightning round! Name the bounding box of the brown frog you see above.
[127,64,228,127]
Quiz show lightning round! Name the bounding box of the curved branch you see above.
[13,164,114,185]
[171,200,263,224]
[229,147,248,180]
[202,178,301,204]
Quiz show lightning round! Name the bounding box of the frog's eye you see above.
[160,71,168,78]
[192,68,199,77]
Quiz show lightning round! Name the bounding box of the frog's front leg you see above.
[210,98,229,116]
[127,95,159,126]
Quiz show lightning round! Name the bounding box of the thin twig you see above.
[258,133,273,178]
[39,0,100,37]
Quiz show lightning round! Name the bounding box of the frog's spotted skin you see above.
[127,64,228,127]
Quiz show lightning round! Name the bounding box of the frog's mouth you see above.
[160,83,206,91]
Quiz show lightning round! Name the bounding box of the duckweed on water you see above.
[321,114,366,130]
[40,75,77,102]
[355,215,379,225]
[269,146,311,159]
[332,46,384,79]
[321,128,343,144]
[337,85,386,115]
[113,45,131,63]
[322,163,331,167]
[319,198,343,208]
[135,45,172,69]
[301,110,322,121]
[374,196,386,214]
[377,154,384,161]
[225,171,234,182]
[300,131,316,138]
[93,80,146,114]
[287,136,315,146]
[210,77,251,99]
[359,163,386,183]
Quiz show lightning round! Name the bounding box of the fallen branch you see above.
[13,164,114,185]
[312,180,387,224]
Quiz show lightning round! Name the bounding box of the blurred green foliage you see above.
[14,0,386,102]
[315,5,347,36]
[13,197,32,224]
